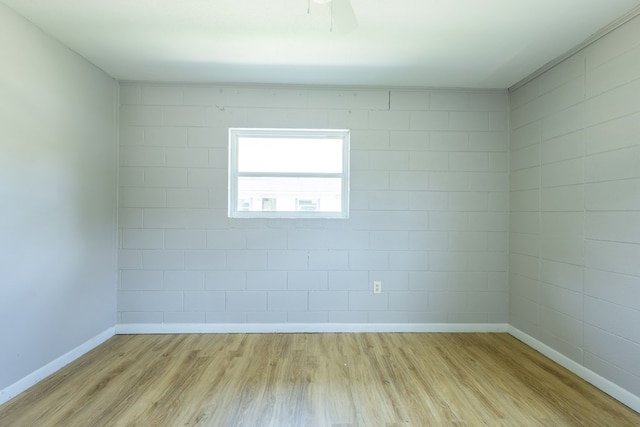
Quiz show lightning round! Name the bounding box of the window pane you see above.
[238,137,343,173]
[237,177,342,213]
[229,128,350,219]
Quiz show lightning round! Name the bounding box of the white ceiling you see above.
[3,0,640,89]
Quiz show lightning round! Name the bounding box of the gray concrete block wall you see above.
[117,84,509,326]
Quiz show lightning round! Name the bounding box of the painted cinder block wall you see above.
[117,85,509,327]
[509,13,640,398]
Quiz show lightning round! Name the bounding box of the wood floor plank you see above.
[0,333,638,426]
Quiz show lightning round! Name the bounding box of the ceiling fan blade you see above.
[332,0,358,33]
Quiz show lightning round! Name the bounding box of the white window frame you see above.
[228,128,350,219]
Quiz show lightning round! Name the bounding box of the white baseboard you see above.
[0,327,115,406]
[115,322,509,334]
[508,326,640,414]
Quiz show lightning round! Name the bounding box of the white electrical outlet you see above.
[373,281,382,293]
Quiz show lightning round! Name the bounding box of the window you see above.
[229,128,350,219]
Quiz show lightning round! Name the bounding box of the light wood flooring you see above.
[0,333,639,426]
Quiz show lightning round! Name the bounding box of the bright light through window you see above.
[229,128,350,218]
[238,138,343,173]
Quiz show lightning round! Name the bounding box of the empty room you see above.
[1,0,640,425]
